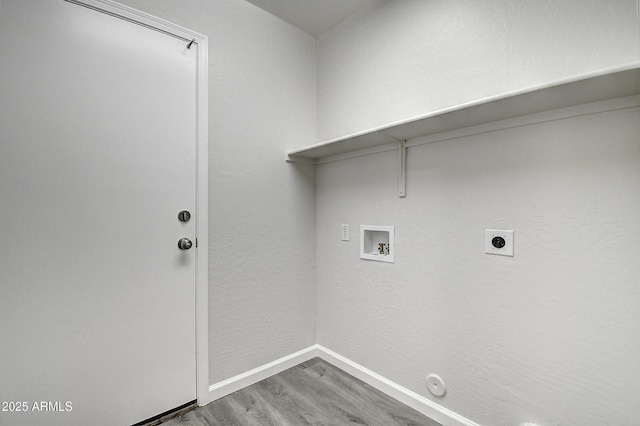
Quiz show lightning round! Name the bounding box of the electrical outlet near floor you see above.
[485,229,514,256]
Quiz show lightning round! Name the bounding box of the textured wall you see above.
[118,0,317,384]
[317,0,640,141]
[316,1,640,425]
[316,107,640,426]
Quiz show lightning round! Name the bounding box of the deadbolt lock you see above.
[178,210,191,223]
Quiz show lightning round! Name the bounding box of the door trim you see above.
[67,0,210,407]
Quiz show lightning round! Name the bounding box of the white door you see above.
[0,1,198,424]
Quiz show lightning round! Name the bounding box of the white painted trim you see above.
[70,0,210,408]
[66,0,205,44]
[208,345,482,426]
[208,346,320,401]
[193,32,210,409]
[315,345,482,426]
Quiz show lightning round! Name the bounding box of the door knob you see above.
[177,238,193,250]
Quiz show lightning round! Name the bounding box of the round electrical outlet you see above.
[492,236,506,248]
[425,374,447,397]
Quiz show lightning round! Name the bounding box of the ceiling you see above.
[244,0,381,37]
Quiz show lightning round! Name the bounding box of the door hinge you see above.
[195,238,198,248]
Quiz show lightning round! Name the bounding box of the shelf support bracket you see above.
[398,140,407,198]
[376,131,407,198]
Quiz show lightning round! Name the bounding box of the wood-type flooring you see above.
[161,357,443,426]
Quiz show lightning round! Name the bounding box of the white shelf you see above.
[287,64,640,162]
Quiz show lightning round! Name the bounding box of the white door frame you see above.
[65,0,210,407]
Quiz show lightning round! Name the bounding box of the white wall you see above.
[118,0,317,384]
[108,2,640,424]
[317,0,640,141]
[316,1,640,425]
[316,105,640,426]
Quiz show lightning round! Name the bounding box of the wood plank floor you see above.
[161,358,442,426]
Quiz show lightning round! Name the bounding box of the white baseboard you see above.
[208,345,319,402]
[316,345,482,426]
[207,344,481,426]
